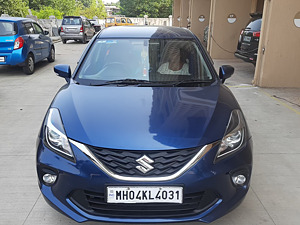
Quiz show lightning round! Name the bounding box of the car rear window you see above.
[106,18,115,23]
[0,22,17,36]
[246,18,262,31]
[62,17,82,25]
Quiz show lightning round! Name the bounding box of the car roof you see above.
[0,17,34,23]
[98,26,196,39]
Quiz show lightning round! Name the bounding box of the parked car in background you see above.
[235,13,262,65]
[60,16,95,44]
[37,26,253,223]
[105,16,134,27]
[0,17,55,74]
[88,19,101,32]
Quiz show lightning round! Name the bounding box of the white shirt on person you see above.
[157,62,190,75]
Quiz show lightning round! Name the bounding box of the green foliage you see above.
[81,0,106,19]
[31,6,63,19]
[52,0,77,16]
[0,0,107,19]
[28,0,55,11]
[80,0,93,8]
[0,0,29,17]
[120,0,172,18]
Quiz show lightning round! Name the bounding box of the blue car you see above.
[0,17,55,74]
[36,26,252,223]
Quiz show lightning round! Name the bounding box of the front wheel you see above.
[47,46,55,63]
[23,54,35,75]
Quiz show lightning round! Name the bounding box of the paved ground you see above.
[0,42,299,225]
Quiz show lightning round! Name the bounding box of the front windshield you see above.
[76,39,214,85]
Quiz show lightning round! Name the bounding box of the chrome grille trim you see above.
[70,139,218,182]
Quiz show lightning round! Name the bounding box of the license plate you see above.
[243,36,251,42]
[107,186,183,203]
[0,57,5,62]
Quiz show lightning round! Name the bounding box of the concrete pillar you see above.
[173,0,181,27]
[253,0,300,87]
[180,0,190,28]
[207,0,252,59]
[190,0,211,43]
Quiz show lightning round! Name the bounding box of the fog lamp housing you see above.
[43,173,57,185]
[232,174,246,185]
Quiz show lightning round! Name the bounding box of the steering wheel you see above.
[99,62,131,79]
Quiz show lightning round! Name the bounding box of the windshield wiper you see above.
[89,79,213,87]
[171,80,214,87]
[89,79,152,86]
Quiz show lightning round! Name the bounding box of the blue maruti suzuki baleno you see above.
[36,26,253,223]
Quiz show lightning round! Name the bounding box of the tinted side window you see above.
[33,23,43,34]
[246,19,262,31]
[24,23,35,34]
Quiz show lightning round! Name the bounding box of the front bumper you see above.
[36,137,252,223]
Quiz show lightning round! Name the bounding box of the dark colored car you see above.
[88,19,101,32]
[235,13,262,64]
[37,26,253,223]
[60,16,95,44]
[0,17,55,74]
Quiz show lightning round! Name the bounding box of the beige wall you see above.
[208,0,252,59]
[180,0,190,28]
[253,0,300,87]
[173,0,181,27]
[190,0,211,43]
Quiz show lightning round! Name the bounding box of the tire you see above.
[82,35,87,44]
[62,39,67,44]
[23,54,35,75]
[47,46,55,63]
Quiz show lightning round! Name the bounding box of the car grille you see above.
[70,189,219,218]
[87,145,200,177]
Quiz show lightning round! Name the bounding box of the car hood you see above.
[51,84,234,150]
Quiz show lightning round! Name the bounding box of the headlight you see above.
[44,108,74,160]
[215,109,246,161]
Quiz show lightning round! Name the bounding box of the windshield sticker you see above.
[106,40,117,44]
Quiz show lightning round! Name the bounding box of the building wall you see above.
[253,0,300,87]
[180,0,190,28]
[190,0,211,43]
[173,0,181,27]
[208,0,252,59]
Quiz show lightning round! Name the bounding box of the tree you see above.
[79,0,93,8]
[0,0,29,17]
[52,0,77,16]
[28,0,55,11]
[81,0,106,19]
[120,0,172,18]
[32,6,63,19]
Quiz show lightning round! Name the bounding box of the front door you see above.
[32,23,50,59]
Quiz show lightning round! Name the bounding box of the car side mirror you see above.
[219,65,234,83]
[44,30,49,35]
[54,64,71,82]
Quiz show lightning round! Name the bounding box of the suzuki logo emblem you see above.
[136,155,154,174]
